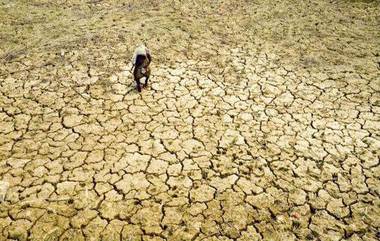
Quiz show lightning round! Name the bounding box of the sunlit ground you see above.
[0,0,379,240]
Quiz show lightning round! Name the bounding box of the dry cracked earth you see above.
[0,0,380,240]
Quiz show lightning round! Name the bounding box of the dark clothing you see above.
[135,55,147,67]
[133,53,152,92]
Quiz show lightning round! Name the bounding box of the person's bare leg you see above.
[143,69,151,88]
[135,78,142,92]
[143,75,149,88]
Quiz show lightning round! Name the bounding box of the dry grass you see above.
[1,0,379,74]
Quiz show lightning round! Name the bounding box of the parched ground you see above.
[0,0,379,240]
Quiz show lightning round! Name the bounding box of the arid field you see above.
[0,0,379,240]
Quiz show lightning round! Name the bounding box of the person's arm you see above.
[146,48,152,63]
[131,52,136,72]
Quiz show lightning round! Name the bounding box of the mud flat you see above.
[0,0,379,240]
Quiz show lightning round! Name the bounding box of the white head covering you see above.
[132,44,150,65]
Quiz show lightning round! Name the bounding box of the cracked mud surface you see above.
[1,0,380,240]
